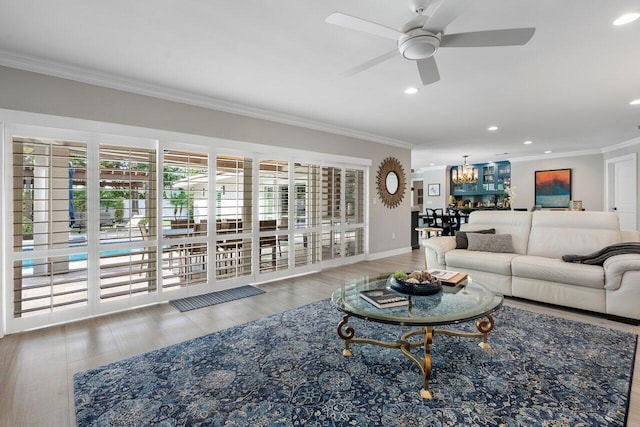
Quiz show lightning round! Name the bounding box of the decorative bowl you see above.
[388,274,442,296]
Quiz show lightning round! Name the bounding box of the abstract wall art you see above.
[534,169,571,208]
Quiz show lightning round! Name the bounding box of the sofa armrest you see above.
[604,254,640,290]
[423,236,457,265]
[620,230,640,242]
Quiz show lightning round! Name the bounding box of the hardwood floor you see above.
[1,250,638,426]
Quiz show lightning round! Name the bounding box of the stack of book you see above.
[359,289,408,309]
[427,269,467,285]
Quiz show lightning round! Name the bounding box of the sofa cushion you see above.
[511,255,604,289]
[455,228,495,249]
[527,211,620,259]
[445,249,518,276]
[467,233,515,253]
[461,211,532,255]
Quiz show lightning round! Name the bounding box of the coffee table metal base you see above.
[336,314,495,399]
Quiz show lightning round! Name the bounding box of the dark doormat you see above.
[169,285,265,312]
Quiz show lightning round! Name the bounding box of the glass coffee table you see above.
[331,273,503,399]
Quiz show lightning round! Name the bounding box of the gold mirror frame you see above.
[376,157,406,208]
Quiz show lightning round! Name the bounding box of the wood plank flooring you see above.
[1,250,638,426]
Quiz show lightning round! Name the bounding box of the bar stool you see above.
[415,226,443,269]
[415,227,443,239]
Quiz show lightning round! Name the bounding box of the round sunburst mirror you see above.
[376,157,406,208]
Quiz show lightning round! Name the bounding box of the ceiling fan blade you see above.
[341,50,397,77]
[423,0,471,33]
[441,28,536,47]
[417,56,440,86]
[326,12,405,40]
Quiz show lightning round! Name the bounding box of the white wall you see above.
[510,154,604,211]
[420,167,449,213]
[0,65,412,255]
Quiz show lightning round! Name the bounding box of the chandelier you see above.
[452,155,478,184]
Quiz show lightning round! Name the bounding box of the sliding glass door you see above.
[4,124,368,333]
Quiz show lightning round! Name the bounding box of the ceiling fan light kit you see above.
[398,31,440,60]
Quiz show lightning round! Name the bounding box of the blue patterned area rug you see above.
[74,301,637,426]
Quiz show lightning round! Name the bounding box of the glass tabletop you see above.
[331,273,503,327]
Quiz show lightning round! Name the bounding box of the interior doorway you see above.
[606,153,637,231]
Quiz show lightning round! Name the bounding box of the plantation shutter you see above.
[161,149,209,289]
[98,145,157,301]
[258,159,289,273]
[345,168,365,257]
[12,137,89,318]
[293,163,321,267]
[215,155,253,279]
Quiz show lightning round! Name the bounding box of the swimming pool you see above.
[20,248,141,266]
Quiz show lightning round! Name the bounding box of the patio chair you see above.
[188,222,207,275]
[138,224,151,273]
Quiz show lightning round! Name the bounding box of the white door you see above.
[607,154,637,230]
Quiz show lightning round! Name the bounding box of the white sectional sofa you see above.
[423,210,640,322]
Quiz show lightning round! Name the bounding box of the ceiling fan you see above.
[326,0,535,85]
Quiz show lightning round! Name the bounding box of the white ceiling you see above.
[1,0,639,171]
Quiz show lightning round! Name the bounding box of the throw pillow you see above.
[455,228,496,249]
[467,233,515,253]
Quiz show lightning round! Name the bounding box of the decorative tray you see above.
[388,271,442,296]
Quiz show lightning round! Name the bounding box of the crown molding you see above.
[600,136,640,153]
[0,49,414,150]
[509,137,640,163]
[508,148,603,163]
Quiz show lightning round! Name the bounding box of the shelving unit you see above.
[451,161,511,204]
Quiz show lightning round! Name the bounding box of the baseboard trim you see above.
[366,246,413,261]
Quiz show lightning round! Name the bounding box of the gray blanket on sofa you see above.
[562,242,640,266]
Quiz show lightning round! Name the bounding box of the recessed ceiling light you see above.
[613,12,640,26]
[544,150,552,154]
[487,126,499,131]
[429,162,435,166]
[631,99,640,105]
[523,140,533,145]
[404,87,419,95]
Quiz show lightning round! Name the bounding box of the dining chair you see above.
[423,209,436,227]
[446,208,461,235]
[431,208,444,228]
